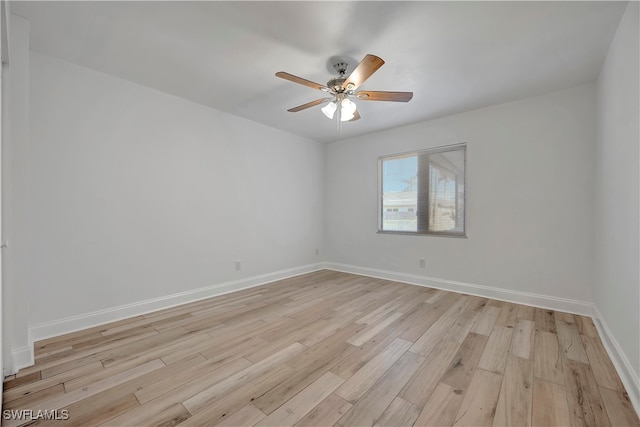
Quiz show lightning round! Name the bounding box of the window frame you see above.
[377,143,467,238]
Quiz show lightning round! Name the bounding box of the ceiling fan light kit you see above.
[321,102,336,119]
[276,54,413,129]
[321,96,357,122]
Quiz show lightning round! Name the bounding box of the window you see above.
[378,143,466,236]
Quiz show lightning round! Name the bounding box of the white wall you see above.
[24,52,323,336]
[2,13,31,372]
[325,84,597,307]
[595,0,640,400]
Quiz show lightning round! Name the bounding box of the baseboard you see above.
[592,305,640,416]
[324,262,593,315]
[11,344,34,374]
[24,263,324,368]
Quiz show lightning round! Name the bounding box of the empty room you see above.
[0,1,638,426]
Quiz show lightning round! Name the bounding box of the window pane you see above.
[379,144,465,236]
[382,156,418,231]
[428,150,465,233]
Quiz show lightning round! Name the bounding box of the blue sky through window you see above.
[383,156,417,192]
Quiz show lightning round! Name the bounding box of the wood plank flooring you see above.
[2,270,638,426]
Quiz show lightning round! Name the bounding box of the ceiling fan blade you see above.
[287,98,331,112]
[356,91,413,102]
[348,110,361,122]
[276,72,328,91]
[344,54,385,91]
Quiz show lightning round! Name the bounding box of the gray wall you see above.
[26,52,325,326]
[595,1,640,387]
[325,84,597,302]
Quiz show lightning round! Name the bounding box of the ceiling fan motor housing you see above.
[327,77,347,93]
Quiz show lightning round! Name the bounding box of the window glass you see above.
[379,144,466,236]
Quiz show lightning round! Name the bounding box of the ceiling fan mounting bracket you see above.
[332,61,349,76]
[326,55,357,76]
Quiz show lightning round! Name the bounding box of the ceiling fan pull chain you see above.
[337,102,342,136]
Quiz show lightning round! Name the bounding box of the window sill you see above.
[376,230,467,238]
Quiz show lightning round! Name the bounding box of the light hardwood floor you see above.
[2,270,639,426]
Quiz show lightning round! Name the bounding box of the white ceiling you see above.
[11,1,627,143]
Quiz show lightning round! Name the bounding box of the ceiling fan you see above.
[276,54,413,123]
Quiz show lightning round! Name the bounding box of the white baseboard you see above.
[324,262,593,315]
[23,263,324,369]
[11,344,34,374]
[592,305,640,416]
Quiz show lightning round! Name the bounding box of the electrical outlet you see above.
[234,260,241,271]
[419,258,426,268]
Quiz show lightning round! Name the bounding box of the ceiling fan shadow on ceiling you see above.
[275,54,413,130]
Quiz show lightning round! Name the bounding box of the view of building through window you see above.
[380,144,465,236]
